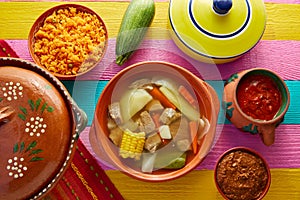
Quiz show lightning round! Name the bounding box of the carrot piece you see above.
[189,121,198,155]
[148,86,176,109]
[197,134,206,152]
[178,85,197,108]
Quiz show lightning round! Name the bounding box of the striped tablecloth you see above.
[1,1,300,199]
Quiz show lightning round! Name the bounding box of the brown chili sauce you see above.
[216,150,269,200]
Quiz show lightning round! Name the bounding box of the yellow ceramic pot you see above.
[169,0,266,64]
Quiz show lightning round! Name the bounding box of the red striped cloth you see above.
[46,139,124,200]
[0,40,18,57]
[0,39,124,200]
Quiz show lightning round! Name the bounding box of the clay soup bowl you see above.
[89,61,220,181]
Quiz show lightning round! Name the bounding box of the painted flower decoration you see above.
[6,141,43,179]
[1,82,23,101]
[18,98,54,137]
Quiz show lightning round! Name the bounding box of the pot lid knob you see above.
[213,0,232,15]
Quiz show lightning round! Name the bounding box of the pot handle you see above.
[259,124,276,146]
[213,0,232,15]
[72,102,88,140]
[202,81,220,115]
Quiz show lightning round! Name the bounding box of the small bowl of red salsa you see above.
[223,68,290,146]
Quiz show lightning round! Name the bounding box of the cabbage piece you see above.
[120,88,153,122]
[154,151,187,169]
[142,152,157,173]
[159,86,200,121]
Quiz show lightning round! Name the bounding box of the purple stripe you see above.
[80,124,300,170]
[7,39,300,81]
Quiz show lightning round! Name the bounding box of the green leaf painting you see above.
[0,97,3,102]
[47,106,54,112]
[29,149,43,156]
[242,123,258,135]
[28,99,35,111]
[18,98,55,120]
[30,157,44,162]
[25,141,37,152]
[35,98,42,111]
[223,101,234,119]
[45,85,52,90]
[12,141,44,162]
[13,142,26,153]
[226,73,239,84]
[27,98,54,113]
[41,103,47,113]
[19,106,27,115]
[20,142,25,152]
[13,143,19,153]
[18,113,26,121]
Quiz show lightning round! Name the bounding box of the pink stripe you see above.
[265,0,300,2]
[80,124,300,170]
[0,0,169,1]
[8,39,300,81]
[0,0,299,3]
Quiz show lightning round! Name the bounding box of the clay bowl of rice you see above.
[28,4,108,79]
[89,61,220,181]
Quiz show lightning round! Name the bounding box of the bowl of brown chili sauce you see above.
[214,147,271,200]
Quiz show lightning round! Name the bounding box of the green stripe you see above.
[62,80,299,126]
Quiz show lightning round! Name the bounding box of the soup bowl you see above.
[223,68,290,146]
[89,61,220,181]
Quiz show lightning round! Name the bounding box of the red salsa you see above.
[237,74,281,120]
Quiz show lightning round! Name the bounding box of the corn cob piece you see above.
[119,129,146,160]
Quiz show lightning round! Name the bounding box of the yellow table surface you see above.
[1,1,300,199]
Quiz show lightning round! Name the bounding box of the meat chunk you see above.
[144,133,162,153]
[109,127,123,147]
[145,99,164,113]
[107,118,117,130]
[169,117,188,139]
[169,117,191,151]
[121,120,139,132]
[138,111,156,134]
[108,102,123,125]
[159,108,181,125]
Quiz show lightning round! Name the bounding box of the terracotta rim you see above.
[232,68,290,125]
[28,3,108,79]
[92,61,219,181]
[214,146,271,200]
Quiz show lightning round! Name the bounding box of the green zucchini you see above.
[115,0,155,66]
